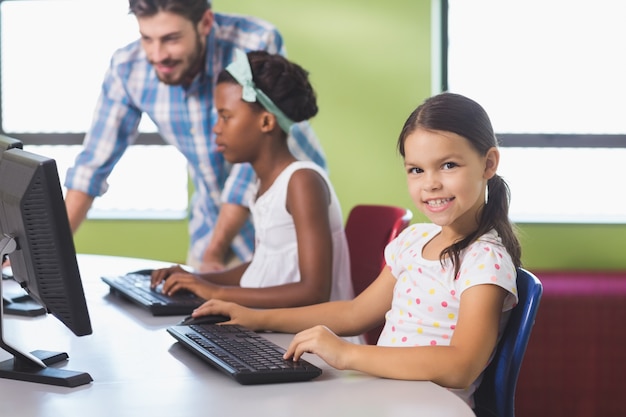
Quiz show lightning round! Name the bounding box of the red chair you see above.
[344,204,412,345]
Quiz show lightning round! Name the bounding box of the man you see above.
[64,0,326,271]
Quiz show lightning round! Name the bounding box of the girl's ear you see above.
[483,147,500,179]
[260,112,277,133]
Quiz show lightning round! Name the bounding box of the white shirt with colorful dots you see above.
[377,223,518,407]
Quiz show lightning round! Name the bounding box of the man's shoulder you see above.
[211,12,285,54]
[109,39,147,68]
[213,12,281,36]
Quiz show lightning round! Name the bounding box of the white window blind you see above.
[445,0,626,223]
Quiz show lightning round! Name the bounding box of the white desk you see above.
[0,254,474,417]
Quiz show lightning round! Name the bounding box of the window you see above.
[442,0,626,223]
[0,0,188,219]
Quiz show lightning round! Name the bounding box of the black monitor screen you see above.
[0,147,92,387]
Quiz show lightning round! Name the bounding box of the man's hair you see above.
[128,0,211,24]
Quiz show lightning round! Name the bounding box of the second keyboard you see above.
[167,323,322,385]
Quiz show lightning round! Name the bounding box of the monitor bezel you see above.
[0,147,93,387]
[0,134,22,151]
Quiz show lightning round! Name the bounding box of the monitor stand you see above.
[2,262,45,316]
[3,293,47,317]
[0,235,92,387]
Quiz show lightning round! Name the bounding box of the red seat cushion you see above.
[516,272,626,417]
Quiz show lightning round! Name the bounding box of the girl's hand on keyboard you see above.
[150,264,187,288]
[284,325,351,369]
[150,265,219,299]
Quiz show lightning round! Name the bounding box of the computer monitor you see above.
[0,135,46,316]
[0,147,93,387]
[0,134,22,151]
[0,135,21,260]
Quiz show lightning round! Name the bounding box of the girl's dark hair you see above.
[397,92,522,274]
[217,51,318,123]
[129,0,210,25]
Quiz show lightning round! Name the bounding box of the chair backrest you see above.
[344,204,412,345]
[473,267,543,417]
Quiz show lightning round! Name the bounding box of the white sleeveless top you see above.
[239,161,353,301]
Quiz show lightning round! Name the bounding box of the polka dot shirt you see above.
[377,223,518,406]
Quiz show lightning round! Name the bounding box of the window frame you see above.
[0,0,190,221]
[0,0,164,145]
[439,0,626,149]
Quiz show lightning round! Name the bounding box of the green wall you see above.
[74,0,626,271]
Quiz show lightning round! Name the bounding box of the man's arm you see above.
[65,189,95,234]
[200,202,250,272]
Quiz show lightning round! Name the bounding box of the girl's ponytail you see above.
[481,174,522,268]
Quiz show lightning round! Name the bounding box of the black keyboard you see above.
[167,324,322,384]
[101,272,205,316]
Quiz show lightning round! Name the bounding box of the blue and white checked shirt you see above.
[65,13,327,264]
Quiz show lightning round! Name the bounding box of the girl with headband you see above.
[150,50,354,308]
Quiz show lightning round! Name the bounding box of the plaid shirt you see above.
[65,13,327,263]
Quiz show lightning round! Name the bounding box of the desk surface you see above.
[0,254,474,417]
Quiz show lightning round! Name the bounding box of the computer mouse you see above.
[178,314,230,326]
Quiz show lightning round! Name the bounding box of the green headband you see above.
[225,49,295,134]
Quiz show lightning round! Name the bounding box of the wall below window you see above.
[75,220,189,264]
[73,0,626,271]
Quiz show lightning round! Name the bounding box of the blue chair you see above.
[473,267,543,417]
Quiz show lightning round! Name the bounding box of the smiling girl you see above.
[190,92,522,408]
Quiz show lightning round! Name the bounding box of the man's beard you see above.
[154,32,204,86]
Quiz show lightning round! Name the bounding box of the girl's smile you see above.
[424,197,455,212]
[403,128,498,235]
